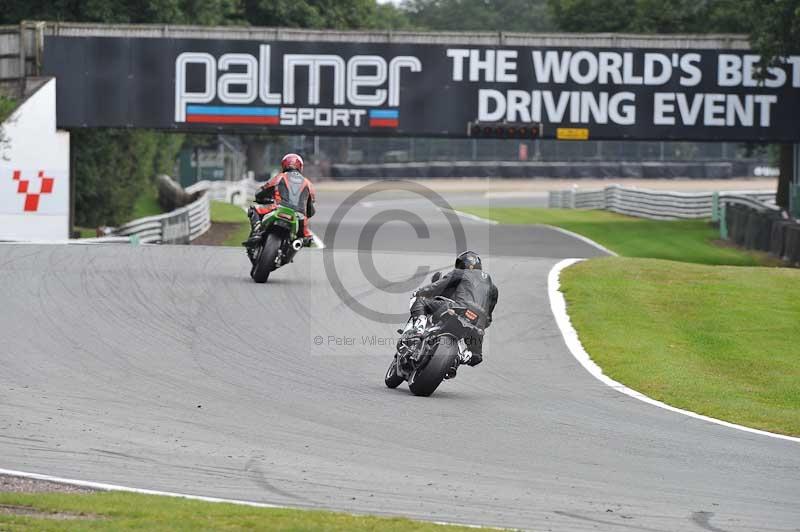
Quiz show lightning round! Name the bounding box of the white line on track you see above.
[548,258,800,444]
[538,225,618,256]
[444,209,499,225]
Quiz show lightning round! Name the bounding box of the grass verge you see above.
[0,96,17,122]
[561,257,800,436]
[461,207,770,266]
[0,491,491,531]
[211,201,251,246]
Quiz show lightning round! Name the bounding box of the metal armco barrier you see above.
[85,192,211,244]
[186,178,261,207]
[331,161,758,180]
[548,185,776,220]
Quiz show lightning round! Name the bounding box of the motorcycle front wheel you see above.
[384,357,404,389]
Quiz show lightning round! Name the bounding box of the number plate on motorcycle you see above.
[465,309,478,321]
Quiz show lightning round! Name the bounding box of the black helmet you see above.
[455,250,482,270]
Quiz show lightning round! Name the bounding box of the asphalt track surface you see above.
[1,189,798,531]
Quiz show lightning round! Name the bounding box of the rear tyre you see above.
[408,341,457,397]
[251,232,282,283]
[384,357,404,389]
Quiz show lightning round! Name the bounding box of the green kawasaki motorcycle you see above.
[247,203,306,283]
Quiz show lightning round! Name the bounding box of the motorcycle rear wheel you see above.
[408,341,457,397]
[251,232,282,283]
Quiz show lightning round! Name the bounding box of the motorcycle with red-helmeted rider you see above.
[243,153,316,283]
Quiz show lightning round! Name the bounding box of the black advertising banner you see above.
[42,35,800,141]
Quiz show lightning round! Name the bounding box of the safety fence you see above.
[186,177,260,207]
[723,203,800,266]
[548,185,776,220]
[330,160,771,180]
[80,191,210,244]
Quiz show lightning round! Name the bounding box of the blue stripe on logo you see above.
[369,109,399,119]
[187,105,280,116]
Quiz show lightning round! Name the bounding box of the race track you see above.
[1,190,798,531]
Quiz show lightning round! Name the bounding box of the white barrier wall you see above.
[0,78,70,240]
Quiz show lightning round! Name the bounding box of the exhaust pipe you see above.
[291,239,303,251]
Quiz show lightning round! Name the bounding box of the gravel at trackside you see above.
[0,474,97,494]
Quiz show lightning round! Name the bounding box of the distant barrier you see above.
[186,178,261,207]
[80,192,210,244]
[331,161,769,180]
[723,203,799,265]
[549,185,776,220]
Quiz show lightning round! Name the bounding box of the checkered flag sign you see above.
[12,170,56,212]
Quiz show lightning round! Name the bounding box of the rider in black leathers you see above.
[404,251,498,371]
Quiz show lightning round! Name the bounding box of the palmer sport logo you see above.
[174,46,419,129]
[12,170,55,212]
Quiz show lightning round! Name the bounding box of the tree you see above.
[746,0,800,209]
[546,0,633,33]
[404,0,555,33]
[549,0,797,209]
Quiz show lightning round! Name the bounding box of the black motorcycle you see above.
[385,276,484,396]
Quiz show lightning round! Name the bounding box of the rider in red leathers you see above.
[243,153,316,248]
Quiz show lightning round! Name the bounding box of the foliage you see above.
[0,96,17,122]
[547,0,751,33]
[562,257,800,436]
[72,129,179,226]
[0,0,242,25]
[242,0,410,30]
[749,0,800,68]
[403,0,554,32]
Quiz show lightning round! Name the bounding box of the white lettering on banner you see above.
[653,93,777,126]
[174,52,216,122]
[217,53,257,104]
[347,56,387,106]
[280,108,366,127]
[446,49,518,82]
[719,53,799,87]
[173,48,422,122]
[679,54,702,86]
[478,89,635,125]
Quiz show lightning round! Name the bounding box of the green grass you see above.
[0,491,492,531]
[211,201,247,223]
[0,96,17,122]
[461,207,768,266]
[131,186,164,219]
[211,201,251,246]
[561,257,800,436]
[74,227,98,238]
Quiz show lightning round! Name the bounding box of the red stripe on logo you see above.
[369,119,399,128]
[187,114,280,125]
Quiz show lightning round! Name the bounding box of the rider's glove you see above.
[467,353,483,367]
[411,290,420,298]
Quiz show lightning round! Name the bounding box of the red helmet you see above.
[281,153,304,172]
